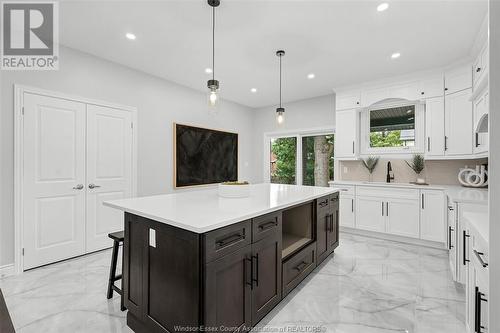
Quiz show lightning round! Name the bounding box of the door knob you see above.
[72,184,84,190]
[88,183,101,189]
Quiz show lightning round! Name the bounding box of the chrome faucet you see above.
[386,161,395,183]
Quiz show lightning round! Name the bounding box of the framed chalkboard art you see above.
[174,123,238,188]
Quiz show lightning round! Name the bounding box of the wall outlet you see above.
[149,228,156,248]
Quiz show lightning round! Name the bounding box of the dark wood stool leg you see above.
[107,240,119,299]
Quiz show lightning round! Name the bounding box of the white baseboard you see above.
[0,264,15,279]
[340,227,447,250]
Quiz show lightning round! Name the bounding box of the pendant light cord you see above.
[279,54,282,108]
[212,6,215,81]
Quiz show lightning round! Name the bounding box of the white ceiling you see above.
[59,0,487,108]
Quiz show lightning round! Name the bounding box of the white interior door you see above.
[23,93,86,270]
[85,104,133,252]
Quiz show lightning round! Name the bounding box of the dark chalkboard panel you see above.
[174,123,238,188]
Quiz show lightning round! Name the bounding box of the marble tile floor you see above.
[0,233,465,333]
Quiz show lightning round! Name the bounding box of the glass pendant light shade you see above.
[276,107,285,125]
[207,79,220,108]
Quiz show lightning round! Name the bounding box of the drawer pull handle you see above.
[258,221,277,231]
[216,233,244,248]
[319,200,328,207]
[448,226,454,249]
[473,249,488,268]
[294,261,308,272]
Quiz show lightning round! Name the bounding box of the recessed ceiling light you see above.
[205,68,213,74]
[391,52,401,59]
[307,73,315,79]
[250,88,257,93]
[125,33,136,40]
[377,3,389,12]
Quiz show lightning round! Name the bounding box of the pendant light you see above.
[276,50,285,124]
[207,0,220,108]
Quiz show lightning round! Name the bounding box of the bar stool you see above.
[107,231,125,311]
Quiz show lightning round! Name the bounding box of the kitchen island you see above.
[104,183,340,333]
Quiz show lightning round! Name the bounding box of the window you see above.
[267,131,334,187]
[369,105,415,148]
[360,101,424,155]
[270,137,297,184]
[302,135,334,186]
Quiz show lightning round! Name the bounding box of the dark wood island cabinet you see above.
[105,184,340,333]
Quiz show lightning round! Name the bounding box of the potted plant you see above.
[406,154,426,184]
[362,156,379,182]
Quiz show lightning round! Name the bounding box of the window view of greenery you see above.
[270,137,297,184]
[302,135,334,187]
[369,105,415,148]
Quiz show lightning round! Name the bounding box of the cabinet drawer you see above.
[282,242,316,296]
[252,212,282,242]
[316,196,330,213]
[204,220,251,263]
[336,185,355,196]
[356,186,419,200]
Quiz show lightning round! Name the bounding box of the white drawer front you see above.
[356,186,419,200]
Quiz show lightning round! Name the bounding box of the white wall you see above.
[252,94,336,183]
[489,0,499,331]
[0,46,255,267]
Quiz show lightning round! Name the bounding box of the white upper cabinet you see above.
[473,90,489,154]
[418,75,444,99]
[336,90,361,111]
[445,88,473,156]
[335,109,358,159]
[473,44,489,88]
[420,190,446,242]
[425,97,445,157]
[444,64,472,95]
[361,82,419,107]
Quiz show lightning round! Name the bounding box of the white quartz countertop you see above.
[329,181,488,204]
[462,204,489,241]
[104,183,340,233]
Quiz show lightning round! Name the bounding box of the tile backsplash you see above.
[338,158,488,185]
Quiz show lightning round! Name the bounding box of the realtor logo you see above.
[1,1,59,70]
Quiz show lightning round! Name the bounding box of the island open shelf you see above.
[281,202,314,259]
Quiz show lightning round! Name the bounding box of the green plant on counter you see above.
[406,154,425,174]
[362,156,380,174]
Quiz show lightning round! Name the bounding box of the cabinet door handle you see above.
[294,261,308,272]
[88,183,101,189]
[463,231,470,266]
[475,132,480,148]
[216,233,244,248]
[352,141,355,154]
[351,198,354,213]
[330,214,334,231]
[245,257,253,289]
[473,249,488,268]
[422,194,425,209]
[258,220,277,231]
[252,254,259,287]
[319,199,328,208]
[444,136,448,151]
[381,202,384,216]
[427,137,431,152]
[476,67,482,73]
[448,226,454,249]
[386,202,389,217]
[475,287,487,333]
[325,215,329,231]
[72,184,84,190]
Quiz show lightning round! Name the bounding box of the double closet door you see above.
[22,92,134,270]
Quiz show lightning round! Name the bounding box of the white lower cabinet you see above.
[334,183,447,246]
[356,196,385,232]
[386,198,420,238]
[339,194,355,228]
[420,190,446,242]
